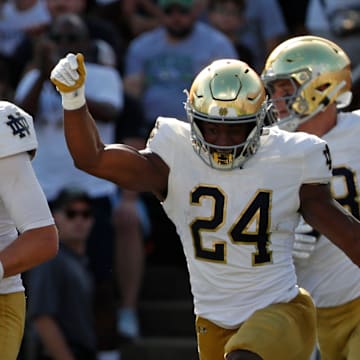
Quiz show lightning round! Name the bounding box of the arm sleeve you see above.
[302,139,332,184]
[0,152,54,233]
[145,117,177,169]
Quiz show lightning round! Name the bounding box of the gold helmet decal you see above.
[219,107,228,116]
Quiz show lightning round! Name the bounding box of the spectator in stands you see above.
[0,0,50,87]
[238,0,289,71]
[0,55,15,101]
[14,13,123,354]
[123,0,238,133]
[278,0,309,36]
[305,0,360,69]
[26,186,98,360]
[121,0,163,40]
[207,0,254,65]
[45,0,123,70]
[202,0,289,71]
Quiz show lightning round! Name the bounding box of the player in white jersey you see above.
[262,35,360,360]
[0,101,58,359]
[50,54,360,360]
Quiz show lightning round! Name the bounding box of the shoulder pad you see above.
[147,117,189,146]
[0,101,38,159]
[146,117,190,166]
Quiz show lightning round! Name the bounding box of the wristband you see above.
[61,85,86,110]
[0,260,4,281]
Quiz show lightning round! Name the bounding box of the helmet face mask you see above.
[261,35,352,131]
[186,59,267,170]
[190,114,265,170]
[265,75,302,130]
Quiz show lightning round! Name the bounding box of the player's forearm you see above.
[0,225,58,278]
[63,105,105,172]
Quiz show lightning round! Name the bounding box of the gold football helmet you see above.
[186,59,267,170]
[261,35,352,131]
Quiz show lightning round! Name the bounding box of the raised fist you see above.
[50,53,86,93]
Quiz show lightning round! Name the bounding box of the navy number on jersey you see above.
[323,144,332,170]
[332,166,360,220]
[190,186,272,266]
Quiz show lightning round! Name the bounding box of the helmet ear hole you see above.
[316,83,331,92]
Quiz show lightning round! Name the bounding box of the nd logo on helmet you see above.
[219,107,228,116]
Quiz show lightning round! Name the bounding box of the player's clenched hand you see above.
[50,53,86,93]
[50,53,87,110]
[292,221,318,260]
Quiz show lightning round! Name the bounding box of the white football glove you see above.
[292,221,318,260]
[50,53,87,110]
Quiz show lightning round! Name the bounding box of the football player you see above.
[0,101,58,359]
[262,35,360,360]
[50,54,360,360]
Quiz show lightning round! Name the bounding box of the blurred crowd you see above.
[1,0,360,359]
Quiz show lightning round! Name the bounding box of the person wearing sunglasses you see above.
[26,186,98,360]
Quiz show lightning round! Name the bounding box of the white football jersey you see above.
[0,101,37,159]
[0,102,53,294]
[147,117,332,328]
[295,111,360,307]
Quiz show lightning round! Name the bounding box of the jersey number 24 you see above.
[190,185,272,266]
